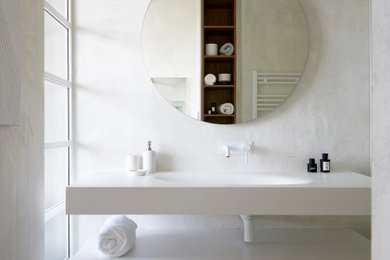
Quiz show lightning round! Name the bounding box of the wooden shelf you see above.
[204,55,235,60]
[204,84,235,88]
[204,25,235,30]
[204,114,235,117]
[205,0,234,6]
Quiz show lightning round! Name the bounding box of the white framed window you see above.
[44,0,71,259]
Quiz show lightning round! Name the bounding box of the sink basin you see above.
[152,172,312,186]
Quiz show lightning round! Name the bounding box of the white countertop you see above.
[66,171,370,216]
[70,171,371,188]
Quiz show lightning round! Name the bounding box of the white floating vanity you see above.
[67,171,371,259]
[66,171,370,216]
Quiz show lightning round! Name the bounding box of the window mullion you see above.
[44,1,71,30]
[44,201,65,222]
[44,72,71,89]
[45,141,72,148]
[44,0,72,259]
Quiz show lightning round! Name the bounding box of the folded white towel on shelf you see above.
[219,103,235,115]
[219,43,234,55]
[98,215,137,258]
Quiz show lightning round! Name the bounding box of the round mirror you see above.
[142,0,309,124]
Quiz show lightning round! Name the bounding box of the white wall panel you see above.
[0,0,20,125]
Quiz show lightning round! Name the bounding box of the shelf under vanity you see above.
[70,228,369,260]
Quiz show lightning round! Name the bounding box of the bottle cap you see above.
[309,158,315,164]
[322,153,328,160]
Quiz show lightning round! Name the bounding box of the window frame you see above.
[44,0,72,259]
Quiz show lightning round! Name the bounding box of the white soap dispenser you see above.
[142,141,156,173]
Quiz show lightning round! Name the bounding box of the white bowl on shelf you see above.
[218,73,231,84]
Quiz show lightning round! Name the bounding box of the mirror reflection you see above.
[142,0,309,124]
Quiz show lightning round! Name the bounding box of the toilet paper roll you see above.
[126,155,139,171]
[205,43,218,56]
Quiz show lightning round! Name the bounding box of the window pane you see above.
[45,147,68,210]
[45,81,68,143]
[45,12,68,79]
[45,212,67,260]
[47,0,68,19]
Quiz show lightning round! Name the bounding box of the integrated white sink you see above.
[152,172,312,186]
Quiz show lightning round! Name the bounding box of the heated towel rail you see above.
[253,72,301,119]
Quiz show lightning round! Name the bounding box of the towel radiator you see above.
[252,72,301,119]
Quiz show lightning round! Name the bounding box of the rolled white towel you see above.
[219,43,234,56]
[204,73,217,85]
[218,103,235,115]
[98,216,137,258]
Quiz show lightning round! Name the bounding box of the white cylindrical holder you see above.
[126,155,139,171]
[205,43,218,56]
[240,215,255,243]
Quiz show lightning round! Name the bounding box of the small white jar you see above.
[205,43,218,56]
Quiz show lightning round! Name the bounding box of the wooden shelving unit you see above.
[202,0,236,124]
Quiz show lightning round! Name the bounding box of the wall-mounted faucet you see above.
[223,145,231,158]
[218,141,253,163]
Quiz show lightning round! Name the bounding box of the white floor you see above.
[71,228,370,260]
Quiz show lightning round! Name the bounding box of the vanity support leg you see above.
[240,215,254,243]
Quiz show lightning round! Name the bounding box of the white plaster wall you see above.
[72,0,370,251]
[0,0,44,259]
[0,0,20,125]
[372,0,390,259]
[239,0,309,122]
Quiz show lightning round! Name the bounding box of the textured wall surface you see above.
[142,0,201,119]
[72,0,370,251]
[372,0,390,259]
[0,0,20,125]
[239,0,309,122]
[0,0,44,259]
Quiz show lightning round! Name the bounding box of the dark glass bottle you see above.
[307,158,317,173]
[320,153,330,173]
[211,103,217,114]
